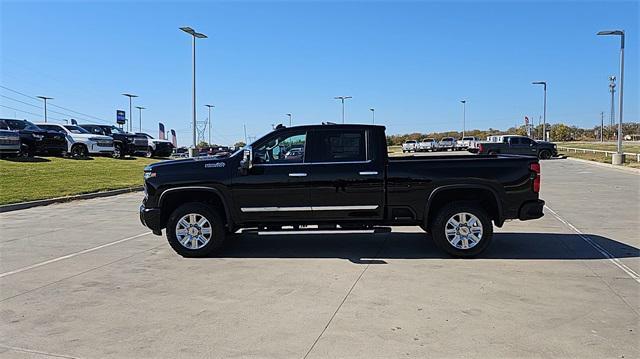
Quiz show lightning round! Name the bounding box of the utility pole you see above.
[205,104,214,145]
[243,124,247,144]
[122,93,137,132]
[180,26,207,156]
[598,30,625,164]
[36,96,53,123]
[286,113,292,127]
[334,96,352,123]
[460,100,467,137]
[609,76,616,140]
[135,106,145,132]
[532,81,547,141]
[370,108,375,124]
[600,111,604,142]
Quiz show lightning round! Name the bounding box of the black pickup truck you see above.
[140,124,544,258]
[472,135,557,159]
[0,118,68,156]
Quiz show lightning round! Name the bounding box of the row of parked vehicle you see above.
[401,135,557,159]
[0,118,174,159]
[402,136,479,153]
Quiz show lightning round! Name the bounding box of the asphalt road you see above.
[0,158,638,358]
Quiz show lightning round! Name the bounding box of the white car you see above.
[456,136,478,151]
[417,138,437,152]
[438,137,456,151]
[36,123,114,157]
[402,140,418,153]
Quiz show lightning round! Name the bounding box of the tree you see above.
[234,141,246,148]
[550,123,572,141]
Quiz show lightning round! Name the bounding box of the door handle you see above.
[289,173,307,177]
[359,171,378,176]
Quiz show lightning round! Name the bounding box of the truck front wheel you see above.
[166,203,226,257]
[430,202,493,258]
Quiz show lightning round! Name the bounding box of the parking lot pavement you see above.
[0,159,638,358]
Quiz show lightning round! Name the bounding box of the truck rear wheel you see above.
[430,201,493,258]
[166,203,226,257]
[539,149,552,160]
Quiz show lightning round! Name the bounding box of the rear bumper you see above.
[140,205,163,234]
[518,199,545,220]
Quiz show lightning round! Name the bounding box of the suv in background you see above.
[437,137,456,151]
[37,123,114,158]
[456,136,478,151]
[417,138,437,152]
[0,121,21,157]
[0,119,67,156]
[79,124,147,158]
[135,133,174,158]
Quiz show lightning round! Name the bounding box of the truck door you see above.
[231,129,312,222]
[509,137,537,155]
[306,128,385,221]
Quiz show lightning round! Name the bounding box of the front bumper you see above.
[518,199,545,220]
[140,205,163,234]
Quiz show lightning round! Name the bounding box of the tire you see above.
[539,149,551,160]
[112,143,124,159]
[429,201,493,258]
[145,147,154,158]
[488,150,497,156]
[166,203,226,257]
[70,144,88,158]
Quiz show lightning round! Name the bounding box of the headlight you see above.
[89,137,106,141]
[32,134,44,140]
[144,172,156,180]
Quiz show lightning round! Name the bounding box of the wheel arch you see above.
[158,186,233,231]
[424,184,503,230]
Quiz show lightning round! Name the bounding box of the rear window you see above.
[405,141,416,144]
[311,129,366,163]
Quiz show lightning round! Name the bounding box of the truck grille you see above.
[134,137,147,146]
[0,138,20,145]
[96,140,113,147]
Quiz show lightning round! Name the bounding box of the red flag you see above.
[159,123,165,139]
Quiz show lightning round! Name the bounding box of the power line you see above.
[0,94,42,109]
[0,104,64,122]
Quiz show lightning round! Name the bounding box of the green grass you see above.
[556,141,640,153]
[0,156,161,205]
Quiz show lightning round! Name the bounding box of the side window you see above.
[311,130,366,163]
[0,120,9,130]
[253,131,306,164]
[508,137,521,145]
[520,138,534,146]
[89,127,104,135]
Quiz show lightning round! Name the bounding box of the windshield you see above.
[442,137,454,141]
[5,119,41,131]
[64,125,90,134]
[463,137,474,140]
[405,141,416,144]
[110,126,126,134]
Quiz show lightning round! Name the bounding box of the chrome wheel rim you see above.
[445,212,483,250]
[175,213,213,250]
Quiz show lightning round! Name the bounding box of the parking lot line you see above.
[0,231,151,279]
[545,205,640,283]
[0,344,78,359]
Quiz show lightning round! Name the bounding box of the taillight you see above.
[478,144,484,153]
[530,162,541,192]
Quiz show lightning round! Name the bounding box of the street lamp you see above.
[180,26,208,157]
[369,108,375,124]
[122,93,138,132]
[205,104,214,145]
[135,106,145,133]
[36,96,53,123]
[286,113,292,127]
[531,81,547,141]
[460,100,467,137]
[334,96,352,123]
[598,30,625,164]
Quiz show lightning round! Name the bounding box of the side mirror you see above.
[239,146,253,174]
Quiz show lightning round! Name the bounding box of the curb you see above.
[563,156,640,174]
[0,187,143,213]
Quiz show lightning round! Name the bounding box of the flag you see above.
[171,129,177,147]
[159,123,165,139]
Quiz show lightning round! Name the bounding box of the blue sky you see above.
[1,1,637,146]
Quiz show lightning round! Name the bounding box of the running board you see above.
[239,225,390,235]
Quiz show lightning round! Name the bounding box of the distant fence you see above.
[557,146,640,162]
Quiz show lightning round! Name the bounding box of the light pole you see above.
[180,26,207,156]
[334,96,352,123]
[460,100,467,137]
[135,106,145,132]
[286,113,292,127]
[205,104,214,145]
[598,30,625,164]
[369,108,375,124]
[122,93,137,132]
[608,75,616,139]
[531,81,547,141]
[600,111,604,142]
[36,96,53,123]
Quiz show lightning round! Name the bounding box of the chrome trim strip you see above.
[253,160,372,167]
[288,173,308,177]
[358,171,378,175]
[240,205,379,213]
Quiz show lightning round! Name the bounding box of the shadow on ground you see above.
[2,156,51,163]
[208,231,639,263]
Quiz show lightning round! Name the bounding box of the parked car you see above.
[437,137,456,151]
[135,133,174,158]
[0,125,21,157]
[79,124,147,158]
[456,136,478,151]
[140,124,544,258]
[36,123,114,158]
[417,138,437,152]
[0,119,67,156]
[475,135,557,159]
[402,140,417,153]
